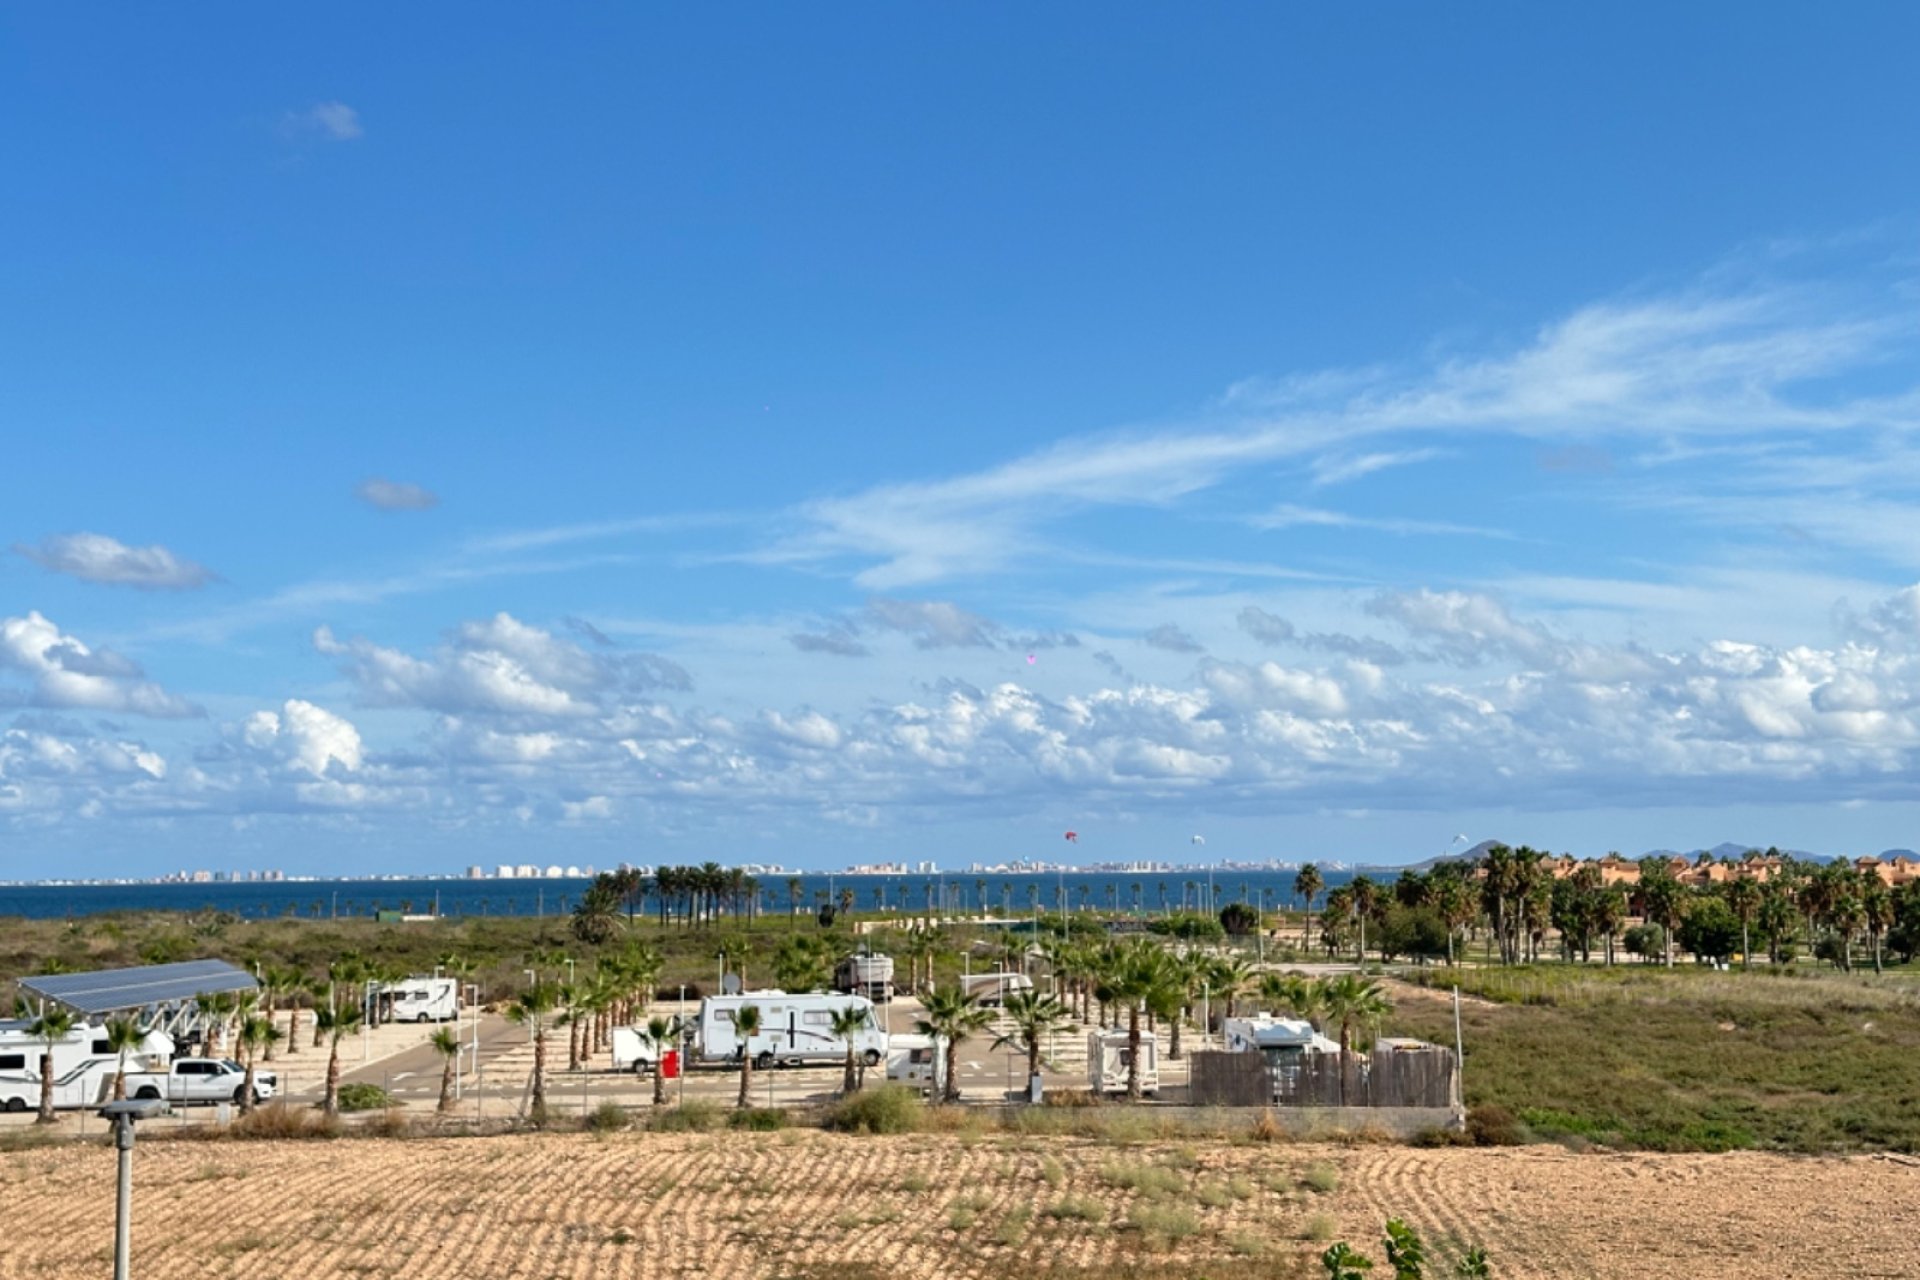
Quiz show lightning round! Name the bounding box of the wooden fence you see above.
[1189,1046,1458,1109]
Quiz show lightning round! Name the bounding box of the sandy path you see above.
[0,1132,1913,1279]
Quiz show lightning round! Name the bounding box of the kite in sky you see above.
[1191,834,1205,846]
[1064,831,1078,843]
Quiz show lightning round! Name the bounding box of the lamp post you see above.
[677,983,688,1106]
[524,969,536,1044]
[101,1098,166,1280]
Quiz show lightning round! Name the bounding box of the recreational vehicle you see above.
[959,972,1032,1006]
[833,953,896,1003]
[885,1032,947,1096]
[1221,1015,1341,1100]
[610,1018,686,1074]
[1086,1028,1159,1096]
[694,991,886,1070]
[0,1020,175,1113]
[374,977,460,1023]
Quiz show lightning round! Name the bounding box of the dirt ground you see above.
[0,1130,1914,1279]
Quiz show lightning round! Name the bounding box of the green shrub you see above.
[823,1084,923,1135]
[1100,1162,1185,1199]
[650,1101,723,1132]
[1045,1196,1104,1222]
[1127,1204,1200,1249]
[335,1083,392,1113]
[728,1107,788,1131]
[1301,1163,1339,1194]
[586,1102,630,1133]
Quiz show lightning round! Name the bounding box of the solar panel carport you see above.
[17,960,257,1031]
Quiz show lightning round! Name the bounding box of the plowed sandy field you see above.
[1,1131,1913,1279]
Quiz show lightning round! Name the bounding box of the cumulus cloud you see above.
[315,612,690,717]
[1144,623,1204,654]
[16,533,215,590]
[286,101,363,142]
[242,700,364,777]
[0,613,199,718]
[356,478,439,511]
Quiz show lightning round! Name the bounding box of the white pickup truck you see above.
[124,1058,278,1106]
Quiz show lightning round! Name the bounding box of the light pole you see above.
[677,983,688,1106]
[524,969,536,1044]
[102,1098,165,1280]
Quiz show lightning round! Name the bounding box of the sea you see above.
[0,868,1372,922]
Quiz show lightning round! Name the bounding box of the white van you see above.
[885,1032,947,1096]
[694,991,886,1070]
[376,978,460,1024]
[1086,1028,1158,1096]
[959,972,1033,1006]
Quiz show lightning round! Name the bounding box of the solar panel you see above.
[18,959,259,1015]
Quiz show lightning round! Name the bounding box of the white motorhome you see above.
[1086,1027,1159,1096]
[834,953,896,1003]
[1222,1014,1341,1100]
[0,1019,175,1113]
[959,972,1033,1006]
[885,1032,947,1096]
[375,977,460,1024]
[694,991,886,1070]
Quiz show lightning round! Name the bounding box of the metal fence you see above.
[1189,1046,1458,1109]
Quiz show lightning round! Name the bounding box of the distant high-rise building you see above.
[467,866,485,879]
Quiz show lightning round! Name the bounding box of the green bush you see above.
[1466,1104,1528,1147]
[335,1083,393,1113]
[649,1101,723,1132]
[822,1084,923,1134]
[585,1101,630,1132]
[728,1107,789,1131]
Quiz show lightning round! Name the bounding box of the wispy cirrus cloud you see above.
[1308,447,1448,487]
[284,101,363,142]
[356,478,439,512]
[1250,504,1515,540]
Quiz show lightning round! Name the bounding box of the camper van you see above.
[694,991,886,1070]
[959,972,1033,1007]
[611,1017,687,1074]
[374,977,460,1024]
[1086,1028,1159,1096]
[834,953,896,1003]
[1221,1015,1341,1100]
[885,1032,947,1096]
[0,1019,175,1113]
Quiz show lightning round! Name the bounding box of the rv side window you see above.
[713,1010,733,1024]
[92,1039,113,1054]
[802,1011,831,1027]
[0,1054,24,1070]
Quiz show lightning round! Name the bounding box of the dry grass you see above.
[0,1130,1915,1278]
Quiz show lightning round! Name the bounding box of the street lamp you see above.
[101,1098,166,1280]
[523,969,536,1044]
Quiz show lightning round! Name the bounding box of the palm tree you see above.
[1099,940,1175,1101]
[1294,863,1323,948]
[1640,873,1688,969]
[1725,877,1762,971]
[992,989,1070,1088]
[103,1016,146,1102]
[828,1004,872,1094]
[316,1002,363,1117]
[1349,876,1380,962]
[1863,880,1893,974]
[431,1027,461,1113]
[237,1013,280,1114]
[734,1004,763,1108]
[1318,974,1391,1104]
[507,983,560,1121]
[641,1015,676,1106]
[786,877,804,930]
[28,1008,75,1124]
[913,987,991,1103]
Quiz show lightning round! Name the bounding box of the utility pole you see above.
[102,1100,165,1280]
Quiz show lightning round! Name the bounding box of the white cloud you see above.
[315,612,690,717]
[864,599,1003,649]
[242,700,364,777]
[1309,448,1448,488]
[1250,504,1513,540]
[1237,607,1296,645]
[16,533,215,590]
[286,101,363,142]
[0,613,200,718]
[356,478,439,511]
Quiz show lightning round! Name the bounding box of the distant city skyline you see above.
[6,8,1920,876]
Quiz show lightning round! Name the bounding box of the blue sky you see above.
[5,6,1920,876]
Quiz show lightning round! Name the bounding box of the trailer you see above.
[0,1019,175,1113]
[885,1032,947,1096]
[959,972,1033,1007]
[834,953,896,1003]
[1221,1015,1341,1100]
[374,977,460,1024]
[693,991,886,1070]
[1086,1028,1159,1096]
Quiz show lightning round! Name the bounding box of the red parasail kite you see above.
[1063,831,1078,843]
